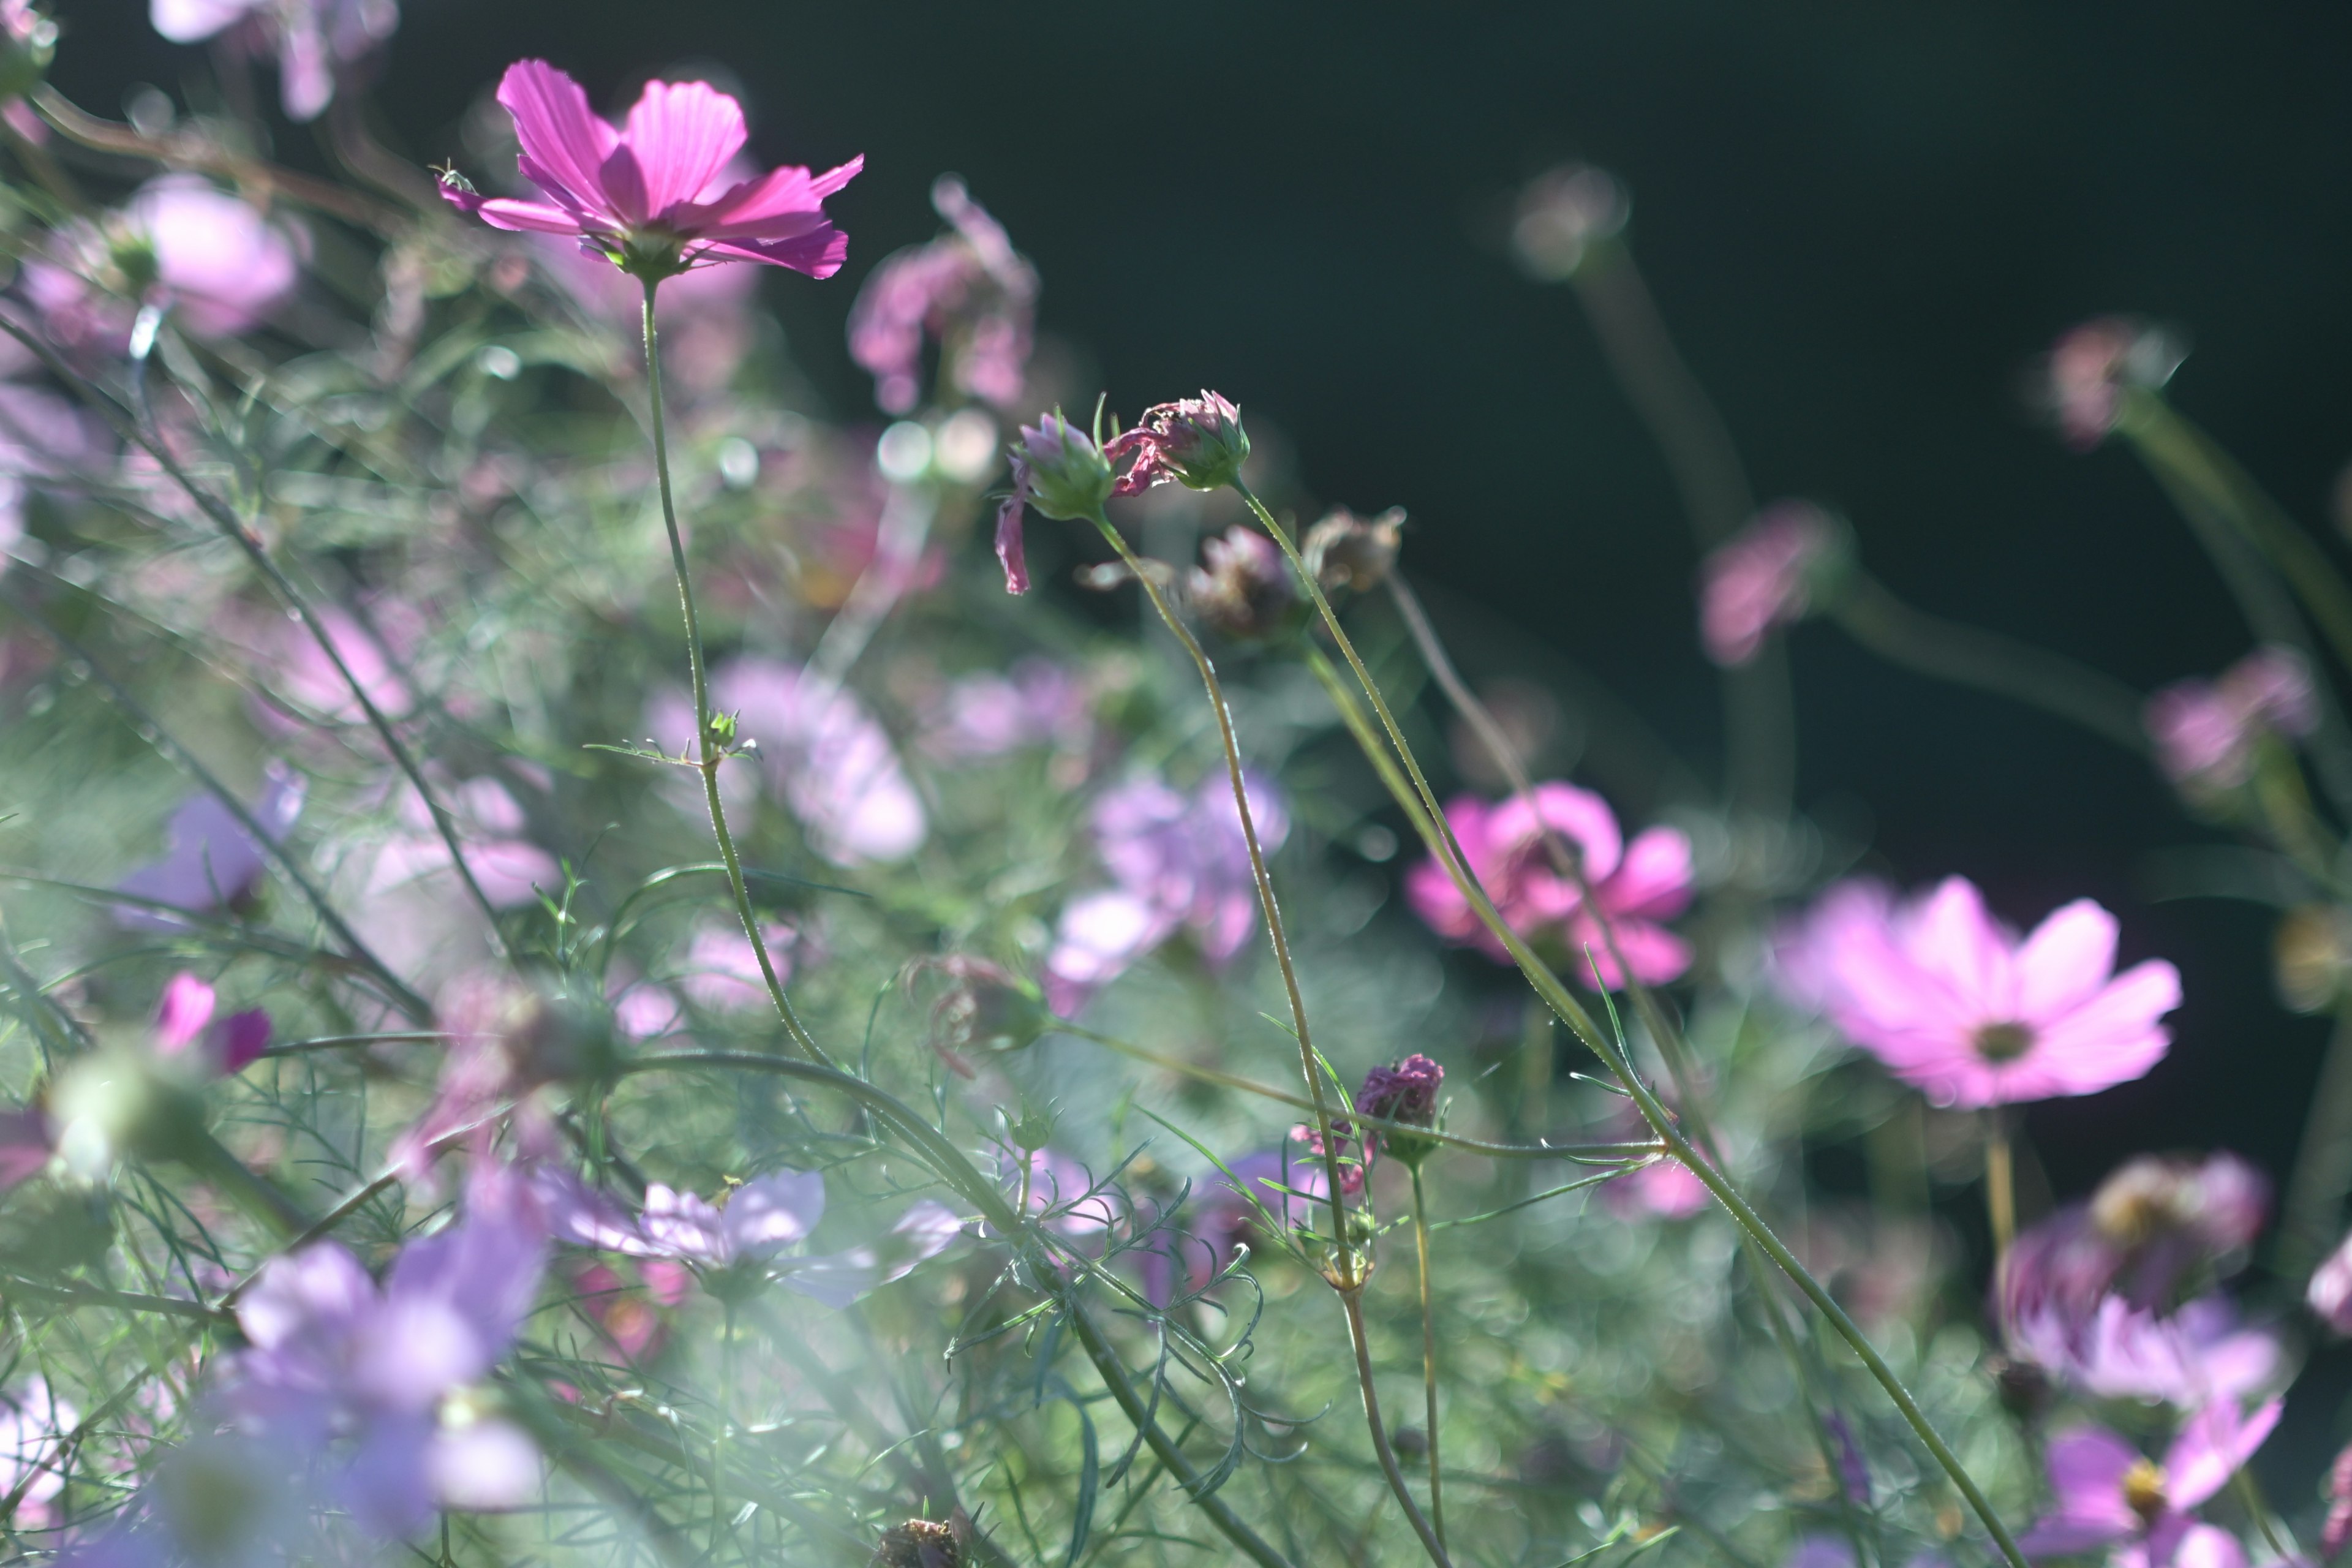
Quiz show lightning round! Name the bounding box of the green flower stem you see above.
[1343,1284,1455,1568]
[1408,1164,1446,1553]
[1985,1112,2016,1256]
[618,1048,1297,1568]
[1254,494,2029,1568]
[1082,510,1351,1272]
[2280,993,2352,1273]
[639,278,829,1067]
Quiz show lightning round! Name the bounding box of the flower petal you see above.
[1900,876,2014,1012]
[619,77,747,220]
[722,1169,827,1263]
[495,60,619,217]
[470,197,599,236]
[2165,1398,2281,1510]
[2015,899,2120,1023]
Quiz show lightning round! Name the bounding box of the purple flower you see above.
[442,61,860,279]
[921,657,1091,760]
[1103,391,1251,496]
[1140,1150,1330,1307]
[115,763,304,927]
[1403,782,1693,987]
[537,1167,959,1310]
[848,175,1037,415]
[0,1376,75,1528]
[1044,771,1287,1015]
[150,0,396,121]
[2147,648,2316,793]
[2008,1294,2279,1408]
[226,1166,548,1537]
[1700,502,1839,667]
[149,971,271,1076]
[2019,1401,2277,1568]
[1357,1054,1443,1166]
[1779,875,2181,1109]
[996,410,1116,595]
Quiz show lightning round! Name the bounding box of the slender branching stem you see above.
[1984,1112,2016,1256]
[638,277,828,1066]
[1408,1164,1446,1551]
[1084,510,1350,1269]
[1341,1287,1453,1568]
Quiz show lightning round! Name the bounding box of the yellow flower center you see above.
[2123,1458,2168,1524]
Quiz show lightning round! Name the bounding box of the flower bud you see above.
[2041,316,2185,450]
[1104,391,1251,494]
[1303,506,1404,592]
[1512,164,1629,281]
[996,407,1115,594]
[1358,1054,1444,1168]
[1189,525,1297,640]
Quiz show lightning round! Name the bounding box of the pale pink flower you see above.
[675,922,809,1011]
[150,0,395,121]
[1403,782,1692,987]
[442,61,860,279]
[1700,502,1837,666]
[2309,1227,2352,1333]
[28,177,299,348]
[921,657,1090,758]
[2019,1401,2277,1568]
[1604,1157,1712,1219]
[1787,875,2180,1108]
[2146,647,2316,791]
[848,175,1036,414]
[367,775,557,909]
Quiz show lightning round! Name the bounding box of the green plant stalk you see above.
[1408,1164,1446,1553]
[1083,510,1350,1269]
[639,278,828,1066]
[1342,1285,1454,1568]
[1254,496,2029,1568]
[619,1049,1296,1568]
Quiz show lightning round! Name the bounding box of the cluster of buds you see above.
[1303,505,1404,593]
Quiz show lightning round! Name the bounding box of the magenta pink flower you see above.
[441,61,860,280]
[1699,502,1838,667]
[1403,782,1692,987]
[1103,391,1250,496]
[150,0,396,121]
[1786,876,2180,1108]
[2019,1401,2277,1568]
[150,971,271,1077]
[848,175,1036,415]
[2146,647,2316,792]
[27,178,300,348]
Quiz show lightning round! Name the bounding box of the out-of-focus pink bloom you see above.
[116,762,305,926]
[226,1166,547,1537]
[1700,502,1838,666]
[1043,771,1288,1015]
[2326,1442,2352,1559]
[258,601,417,725]
[386,971,577,1185]
[2308,1227,2352,1334]
[2045,317,2185,450]
[995,409,1114,595]
[0,1376,75,1528]
[1006,1148,1120,1236]
[675,921,808,1011]
[1288,1120,1364,1196]
[2018,1401,2276,1568]
[0,1107,48,1190]
[537,1166,957,1309]
[150,0,395,121]
[1782,875,2180,1109]
[0,378,102,573]
[2008,1294,2279,1408]
[2087,1152,2269,1295]
[2146,648,2316,793]
[1142,1150,1330,1307]
[28,178,300,349]
[567,1261,667,1363]
[442,61,859,279]
[922,657,1090,758]
[1604,1156,1713,1219]
[368,775,557,910]
[848,175,1036,415]
[1104,391,1250,497]
[1404,782,1693,987]
[149,971,271,1076]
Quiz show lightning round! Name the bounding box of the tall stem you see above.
[2280,995,2352,1273]
[1084,511,1350,1270]
[1983,1112,2016,1256]
[639,278,828,1066]
[1408,1165,1446,1552]
[1343,1289,1453,1568]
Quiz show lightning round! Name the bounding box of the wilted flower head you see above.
[2146,647,2315,793]
[848,175,1036,415]
[993,407,1116,594]
[1700,502,1842,666]
[150,0,396,121]
[441,60,861,281]
[1511,164,1629,281]
[1404,782,1693,987]
[150,971,271,1077]
[1104,391,1250,496]
[2044,316,2187,450]
[2018,1400,2277,1568]
[1781,875,2181,1109]
[115,763,304,927]
[1358,1054,1444,1166]
[872,1513,973,1568]
[1302,505,1404,592]
[1189,524,1295,639]
[2087,1152,2268,1283]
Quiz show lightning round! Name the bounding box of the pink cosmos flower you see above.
[115,762,306,927]
[2146,647,2316,792]
[150,971,271,1077]
[921,657,1090,759]
[150,0,395,121]
[2018,1401,2277,1568]
[441,61,860,279]
[2308,1227,2352,1333]
[1700,502,1837,667]
[367,775,558,910]
[28,177,300,348]
[848,175,1036,415]
[1604,1157,1713,1219]
[674,921,809,1011]
[1404,782,1693,987]
[1785,876,2181,1109]
[2007,1292,2278,1408]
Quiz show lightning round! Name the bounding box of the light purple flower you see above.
[367,775,558,910]
[848,175,1036,415]
[1781,875,2181,1109]
[2019,1400,2277,1568]
[0,1107,48,1191]
[1141,1150,1329,1306]
[28,178,300,348]
[226,1166,548,1537]
[149,971,271,1076]
[2008,1294,2279,1408]
[0,1376,75,1528]
[0,378,101,575]
[1700,502,1838,667]
[922,657,1090,759]
[675,921,810,1011]
[116,762,304,926]
[2147,648,2316,793]
[151,0,396,121]
[537,1167,958,1310]
[1044,770,1287,1015]
[441,61,860,279]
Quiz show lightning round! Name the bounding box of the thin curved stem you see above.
[1408,1165,1446,1553]
[1085,510,1351,1272]
[639,278,827,1066]
[1342,1288,1453,1568]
